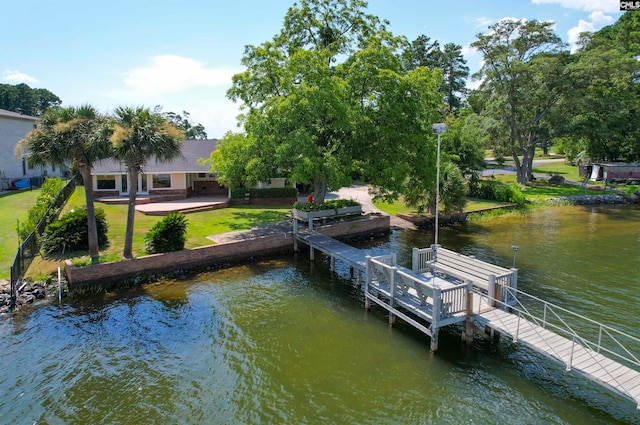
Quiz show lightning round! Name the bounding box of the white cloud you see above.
[589,10,614,23]
[475,17,493,29]
[531,0,619,13]
[461,44,484,75]
[2,70,38,84]
[567,19,594,52]
[566,11,614,52]
[122,55,240,95]
[103,55,245,138]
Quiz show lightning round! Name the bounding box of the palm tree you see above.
[16,105,110,263]
[109,106,184,259]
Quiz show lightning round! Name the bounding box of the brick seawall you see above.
[65,215,390,290]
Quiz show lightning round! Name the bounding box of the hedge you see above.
[230,187,297,199]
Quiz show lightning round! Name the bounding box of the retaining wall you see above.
[65,214,390,290]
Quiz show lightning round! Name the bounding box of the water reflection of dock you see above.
[294,229,640,410]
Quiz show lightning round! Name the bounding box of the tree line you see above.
[206,0,639,211]
[0,83,61,116]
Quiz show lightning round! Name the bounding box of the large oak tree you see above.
[472,19,568,184]
[224,0,442,203]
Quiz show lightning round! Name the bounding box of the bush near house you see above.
[145,212,188,254]
[230,187,298,199]
[40,207,108,255]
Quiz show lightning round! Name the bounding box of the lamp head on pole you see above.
[432,123,446,134]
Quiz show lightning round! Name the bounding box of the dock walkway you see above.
[293,229,640,409]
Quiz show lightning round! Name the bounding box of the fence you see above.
[9,179,76,307]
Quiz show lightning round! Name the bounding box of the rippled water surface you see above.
[1,205,639,424]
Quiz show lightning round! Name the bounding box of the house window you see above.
[198,173,206,178]
[152,174,171,188]
[96,175,116,190]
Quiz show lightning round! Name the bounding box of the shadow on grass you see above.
[226,211,290,231]
[524,181,600,198]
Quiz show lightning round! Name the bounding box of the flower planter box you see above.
[292,205,362,221]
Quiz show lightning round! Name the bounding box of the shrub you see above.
[441,163,468,213]
[40,207,108,255]
[145,213,188,254]
[19,177,66,240]
[229,187,297,199]
[292,199,360,212]
[468,178,526,207]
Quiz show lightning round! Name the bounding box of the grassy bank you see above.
[25,187,291,279]
[0,189,43,279]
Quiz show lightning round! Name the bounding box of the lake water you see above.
[1,205,639,424]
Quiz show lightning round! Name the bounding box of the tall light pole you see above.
[432,123,446,247]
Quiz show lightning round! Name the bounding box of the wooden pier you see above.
[293,226,640,409]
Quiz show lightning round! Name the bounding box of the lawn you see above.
[25,187,292,278]
[531,161,581,181]
[0,189,42,279]
[372,197,511,216]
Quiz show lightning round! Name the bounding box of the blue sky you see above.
[1,0,624,138]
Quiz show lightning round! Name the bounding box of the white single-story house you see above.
[91,139,227,200]
[0,108,66,188]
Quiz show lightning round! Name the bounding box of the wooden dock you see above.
[293,228,640,409]
[474,293,640,409]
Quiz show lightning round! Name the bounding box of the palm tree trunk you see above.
[123,168,138,259]
[80,165,100,264]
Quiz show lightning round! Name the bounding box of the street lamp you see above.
[432,123,446,247]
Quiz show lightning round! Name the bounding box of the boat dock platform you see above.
[293,228,640,410]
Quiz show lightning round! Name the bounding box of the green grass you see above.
[25,187,292,278]
[372,198,418,216]
[531,161,581,181]
[0,189,42,279]
[372,197,512,216]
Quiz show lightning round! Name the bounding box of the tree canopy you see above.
[17,105,110,262]
[404,36,469,114]
[223,0,442,203]
[154,106,208,140]
[552,12,640,163]
[108,106,184,258]
[0,83,61,116]
[471,19,568,184]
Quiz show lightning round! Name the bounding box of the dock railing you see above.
[412,246,517,306]
[473,287,640,395]
[368,255,467,324]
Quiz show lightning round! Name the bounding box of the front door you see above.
[121,174,149,195]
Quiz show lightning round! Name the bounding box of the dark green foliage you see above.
[230,187,297,199]
[441,163,468,213]
[0,83,61,116]
[145,213,188,254]
[293,199,359,212]
[468,179,526,207]
[40,207,108,255]
[19,177,67,240]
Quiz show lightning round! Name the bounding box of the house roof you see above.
[92,139,218,174]
[0,108,39,121]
